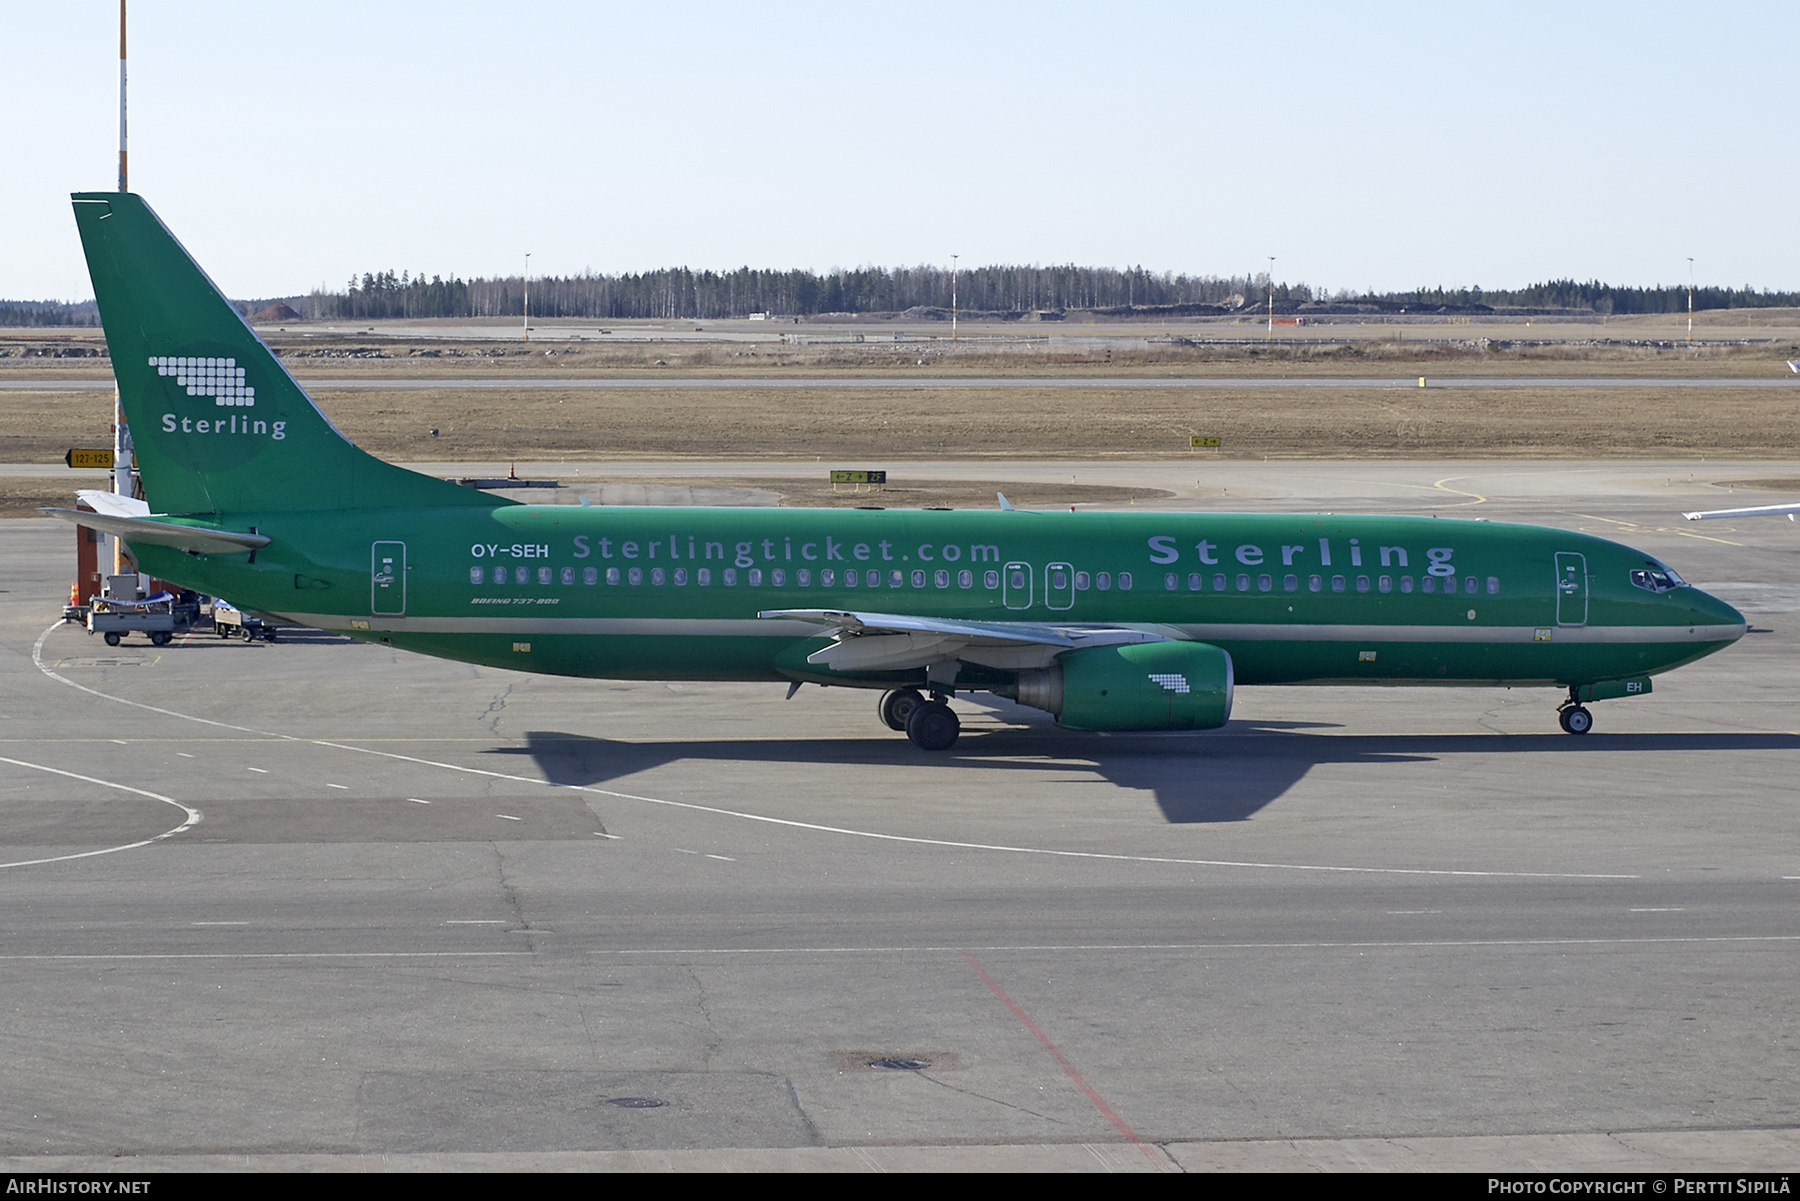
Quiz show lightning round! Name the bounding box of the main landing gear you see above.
[1557,688,1593,735]
[878,688,925,732]
[880,688,961,751]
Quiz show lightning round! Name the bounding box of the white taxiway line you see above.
[0,952,531,961]
[0,754,202,870]
[31,621,1638,881]
[594,934,1800,956]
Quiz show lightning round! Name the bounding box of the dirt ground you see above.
[560,478,1171,510]
[0,478,90,518]
[8,329,1800,509]
[0,474,1170,518]
[7,379,1800,467]
[4,324,1799,378]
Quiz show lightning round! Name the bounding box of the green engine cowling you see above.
[1014,641,1234,731]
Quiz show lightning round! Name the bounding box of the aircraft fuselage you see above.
[133,504,1745,692]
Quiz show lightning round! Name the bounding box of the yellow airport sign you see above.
[830,470,887,485]
[1189,436,1221,449]
[65,448,115,469]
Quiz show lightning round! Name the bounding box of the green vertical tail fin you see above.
[71,192,494,516]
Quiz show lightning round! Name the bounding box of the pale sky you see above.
[6,1,1795,301]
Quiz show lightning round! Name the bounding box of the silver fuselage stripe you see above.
[275,613,1744,645]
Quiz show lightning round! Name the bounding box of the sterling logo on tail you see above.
[149,356,256,407]
[149,350,286,450]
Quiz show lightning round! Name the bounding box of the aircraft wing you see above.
[759,608,1172,672]
[40,508,271,554]
[1683,502,1800,521]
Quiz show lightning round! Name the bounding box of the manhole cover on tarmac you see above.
[831,1050,963,1073]
[601,1096,667,1109]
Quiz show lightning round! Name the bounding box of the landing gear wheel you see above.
[905,700,960,751]
[103,631,121,647]
[1559,706,1593,735]
[150,631,172,646]
[879,687,926,732]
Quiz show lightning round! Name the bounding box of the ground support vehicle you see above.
[211,599,281,642]
[83,592,202,647]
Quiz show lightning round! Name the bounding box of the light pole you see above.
[951,254,958,343]
[117,0,127,194]
[113,0,132,575]
[1686,257,1694,344]
[1267,256,1275,340]
[523,252,530,342]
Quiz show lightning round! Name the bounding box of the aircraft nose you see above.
[1689,587,1746,640]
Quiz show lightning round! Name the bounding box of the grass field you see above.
[5,377,1800,468]
[4,319,1800,380]
[5,325,1798,517]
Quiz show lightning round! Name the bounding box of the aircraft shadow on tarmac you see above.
[499,713,1800,825]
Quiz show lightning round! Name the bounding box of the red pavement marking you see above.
[961,950,1172,1171]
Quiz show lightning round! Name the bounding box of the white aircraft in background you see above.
[1682,363,1800,521]
[1685,502,1800,522]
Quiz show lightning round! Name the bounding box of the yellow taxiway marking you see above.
[1560,510,1744,547]
[1431,476,1489,505]
[1374,477,1489,508]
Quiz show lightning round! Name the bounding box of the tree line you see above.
[301,269,1800,320]
[7,272,1800,325]
[1368,280,1800,315]
[304,265,1280,320]
[0,300,99,327]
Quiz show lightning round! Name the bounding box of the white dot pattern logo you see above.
[1148,672,1190,694]
[148,356,255,407]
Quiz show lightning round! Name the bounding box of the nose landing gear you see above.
[1558,688,1593,735]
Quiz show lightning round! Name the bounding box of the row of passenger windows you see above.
[471,562,1496,597]
[1162,571,1500,595]
[475,565,1023,589]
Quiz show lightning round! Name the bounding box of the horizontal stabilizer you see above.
[40,508,270,554]
[75,489,152,518]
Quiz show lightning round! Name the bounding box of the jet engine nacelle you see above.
[1015,641,1234,731]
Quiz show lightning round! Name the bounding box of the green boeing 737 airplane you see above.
[54,193,1746,749]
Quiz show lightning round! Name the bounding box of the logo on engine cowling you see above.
[1149,673,1190,694]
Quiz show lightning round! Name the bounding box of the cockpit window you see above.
[1630,559,1686,593]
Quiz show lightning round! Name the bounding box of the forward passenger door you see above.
[1555,552,1587,627]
